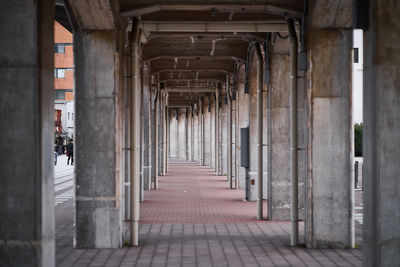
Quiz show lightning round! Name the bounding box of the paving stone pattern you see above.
[56,163,362,266]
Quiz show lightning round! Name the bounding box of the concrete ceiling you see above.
[60,0,303,106]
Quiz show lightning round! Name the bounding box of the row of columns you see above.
[1,1,399,266]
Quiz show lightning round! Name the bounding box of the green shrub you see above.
[354,123,363,156]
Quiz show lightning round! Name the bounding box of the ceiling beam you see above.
[121,4,303,18]
[154,69,232,74]
[146,32,266,42]
[166,87,216,93]
[145,55,245,63]
[141,22,288,33]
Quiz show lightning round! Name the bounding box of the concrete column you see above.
[209,97,215,168]
[166,108,170,171]
[199,97,204,165]
[74,30,122,248]
[190,105,197,162]
[169,110,178,158]
[363,1,400,265]
[221,99,228,176]
[306,29,353,248]
[142,66,151,192]
[248,53,259,201]
[0,1,55,265]
[267,53,306,221]
[152,82,159,189]
[203,98,213,167]
[237,66,249,191]
[187,108,191,161]
[215,90,220,174]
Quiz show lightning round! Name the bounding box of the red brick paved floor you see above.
[141,163,258,223]
[56,162,363,266]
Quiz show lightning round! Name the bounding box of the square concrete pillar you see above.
[193,111,200,162]
[221,102,228,176]
[267,55,306,220]
[0,1,55,265]
[142,67,151,191]
[74,30,122,248]
[204,101,212,166]
[363,1,400,265]
[306,29,353,248]
[237,69,249,191]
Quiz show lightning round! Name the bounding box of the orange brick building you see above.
[54,21,74,138]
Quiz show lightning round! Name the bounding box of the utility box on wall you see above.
[240,127,249,168]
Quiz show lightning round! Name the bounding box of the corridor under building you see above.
[1,1,399,266]
[55,163,362,266]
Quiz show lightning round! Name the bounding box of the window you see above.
[54,43,72,54]
[55,90,66,100]
[353,48,359,63]
[68,112,70,120]
[55,68,65,78]
[54,44,65,53]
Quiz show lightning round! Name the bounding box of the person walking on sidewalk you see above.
[66,140,74,165]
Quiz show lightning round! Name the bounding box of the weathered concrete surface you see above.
[204,100,212,166]
[177,110,186,159]
[169,110,178,158]
[248,51,261,202]
[0,1,55,265]
[221,100,228,176]
[74,30,121,248]
[193,109,200,162]
[237,66,249,191]
[210,97,216,169]
[187,108,192,161]
[268,54,305,221]
[94,208,120,248]
[142,67,151,191]
[363,1,400,266]
[306,29,353,248]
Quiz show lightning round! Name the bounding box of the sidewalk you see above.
[55,163,362,266]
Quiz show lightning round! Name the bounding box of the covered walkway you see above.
[141,163,256,223]
[55,163,362,266]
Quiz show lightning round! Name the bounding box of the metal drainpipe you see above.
[287,18,299,246]
[227,74,233,189]
[255,43,264,220]
[215,88,219,175]
[130,21,140,246]
[199,97,203,165]
[165,93,169,173]
[153,75,160,189]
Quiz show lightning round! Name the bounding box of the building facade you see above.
[54,21,74,139]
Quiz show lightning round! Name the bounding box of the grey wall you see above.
[0,1,55,265]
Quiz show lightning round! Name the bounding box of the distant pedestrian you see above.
[66,140,74,165]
